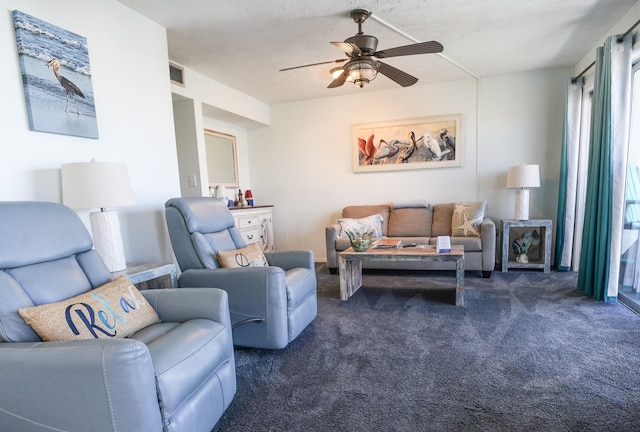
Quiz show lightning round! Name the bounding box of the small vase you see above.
[346,231,373,252]
[516,253,529,264]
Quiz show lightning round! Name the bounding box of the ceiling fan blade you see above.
[327,70,347,88]
[375,41,443,59]
[376,61,418,87]
[331,41,362,56]
[279,58,347,72]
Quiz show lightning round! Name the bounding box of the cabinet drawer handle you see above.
[247,234,254,240]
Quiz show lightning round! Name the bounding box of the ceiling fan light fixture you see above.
[346,59,378,88]
[330,66,344,79]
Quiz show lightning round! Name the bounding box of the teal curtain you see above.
[555,79,584,271]
[577,44,612,300]
[577,34,632,301]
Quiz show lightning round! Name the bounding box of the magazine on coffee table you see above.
[373,239,402,249]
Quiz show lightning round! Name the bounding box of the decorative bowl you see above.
[346,230,373,252]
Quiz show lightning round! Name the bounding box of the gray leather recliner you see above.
[0,201,236,432]
[165,197,317,349]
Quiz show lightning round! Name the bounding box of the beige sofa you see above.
[325,202,496,277]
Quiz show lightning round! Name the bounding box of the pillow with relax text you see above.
[451,201,486,237]
[337,213,383,238]
[217,243,269,268]
[18,276,160,341]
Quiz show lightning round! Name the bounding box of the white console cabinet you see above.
[230,206,274,252]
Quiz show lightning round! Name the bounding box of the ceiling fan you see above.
[279,9,443,89]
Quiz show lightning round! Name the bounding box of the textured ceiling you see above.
[118,0,637,105]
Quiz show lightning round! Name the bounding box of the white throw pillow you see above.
[338,213,383,238]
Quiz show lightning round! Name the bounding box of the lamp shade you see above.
[61,161,135,210]
[506,164,540,189]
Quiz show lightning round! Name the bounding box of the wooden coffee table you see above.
[338,245,465,306]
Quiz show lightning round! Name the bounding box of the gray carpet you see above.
[212,265,640,432]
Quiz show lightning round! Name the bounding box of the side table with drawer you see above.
[230,205,275,252]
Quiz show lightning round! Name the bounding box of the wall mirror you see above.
[204,129,238,188]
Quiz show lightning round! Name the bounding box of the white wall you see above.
[478,68,568,224]
[1,1,180,265]
[170,66,270,199]
[247,71,567,260]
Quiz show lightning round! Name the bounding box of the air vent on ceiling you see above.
[169,62,184,86]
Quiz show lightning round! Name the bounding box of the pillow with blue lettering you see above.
[17,276,160,341]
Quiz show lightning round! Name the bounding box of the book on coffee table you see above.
[436,236,451,253]
[373,239,402,249]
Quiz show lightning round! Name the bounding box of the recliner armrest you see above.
[0,339,163,432]
[178,267,288,321]
[178,267,289,348]
[142,287,230,327]
[178,267,286,291]
[264,249,314,270]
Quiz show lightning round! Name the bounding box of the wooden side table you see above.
[113,262,178,290]
[501,219,552,273]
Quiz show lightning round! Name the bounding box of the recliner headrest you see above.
[0,201,93,269]
[165,198,235,234]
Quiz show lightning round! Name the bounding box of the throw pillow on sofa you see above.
[338,213,383,238]
[432,203,455,236]
[451,201,486,237]
[388,207,432,237]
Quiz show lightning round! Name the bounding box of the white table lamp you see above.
[61,161,135,272]
[506,164,540,220]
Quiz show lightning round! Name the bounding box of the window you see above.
[618,61,640,310]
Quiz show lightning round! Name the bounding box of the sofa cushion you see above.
[17,276,160,341]
[432,203,455,236]
[342,205,390,236]
[451,201,486,237]
[217,243,268,268]
[338,213,383,238]
[388,207,433,237]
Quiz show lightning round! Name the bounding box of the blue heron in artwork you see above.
[46,58,85,114]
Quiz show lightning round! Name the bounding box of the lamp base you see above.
[90,211,127,272]
[514,189,530,220]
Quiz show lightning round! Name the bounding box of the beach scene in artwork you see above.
[12,10,98,139]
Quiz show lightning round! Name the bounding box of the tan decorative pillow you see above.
[217,243,269,268]
[18,276,160,341]
[432,203,455,236]
[451,201,486,237]
[388,207,432,237]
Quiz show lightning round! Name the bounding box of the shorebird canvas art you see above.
[12,10,99,139]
